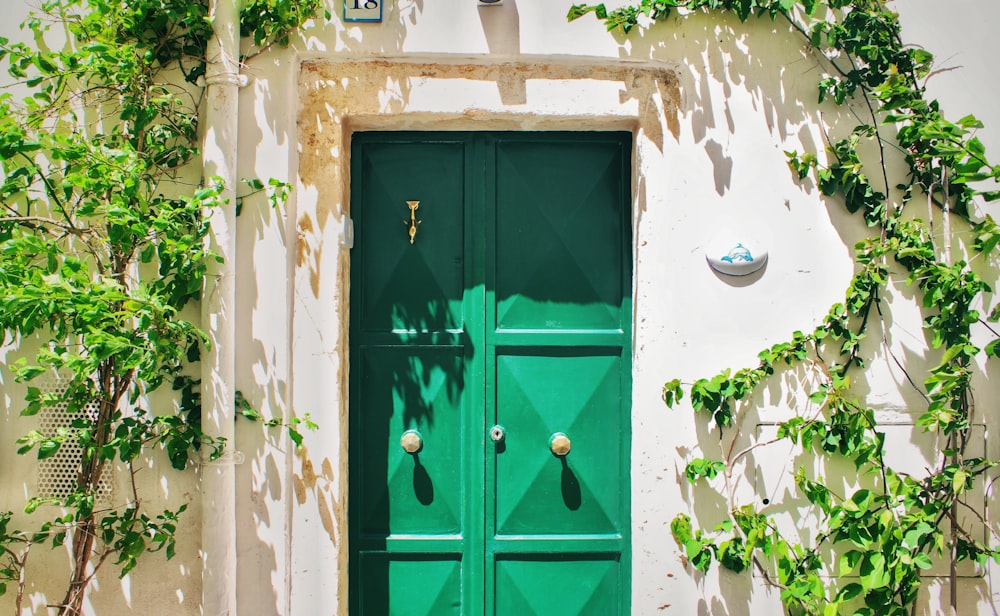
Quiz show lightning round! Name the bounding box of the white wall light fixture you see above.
[706,235,768,276]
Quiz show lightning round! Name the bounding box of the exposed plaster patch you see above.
[316,489,338,546]
[296,213,323,298]
[292,474,307,504]
[295,214,311,269]
[297,57,680,189]
[292,447,340,548]
[300,451,317,487]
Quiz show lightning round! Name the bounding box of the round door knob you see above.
[489,425,505,443]
[400,430,423,454]
[549,432,571,456]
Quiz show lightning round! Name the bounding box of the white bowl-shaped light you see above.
[706,237,768,276]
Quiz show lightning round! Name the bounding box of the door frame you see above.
[290,57,672,615]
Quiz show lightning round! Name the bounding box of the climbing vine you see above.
[0,0,319,612]
[571,2,1000,614]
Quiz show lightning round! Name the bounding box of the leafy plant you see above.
[0,0,318,612]
[571,1,1000,613]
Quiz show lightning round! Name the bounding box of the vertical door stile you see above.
[619,135,633,614]
[481,132,499,616]
[465,133,486,616]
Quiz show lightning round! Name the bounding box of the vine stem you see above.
[576,0,1000,611]
[978,318,1000,339]
[943,167,954,261]
[0,215,92,237]
[874,299,930,401]
[0,539,32,615]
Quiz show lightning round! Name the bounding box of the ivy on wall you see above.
[0,0,319,613]
[571,2,1000,614]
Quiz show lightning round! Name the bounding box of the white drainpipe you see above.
[200,0,243,613]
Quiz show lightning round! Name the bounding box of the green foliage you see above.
[236,390,317,448]
[0,511,28,598]
[572,1,1000,613]
[241,0,323,48]
[102,504,186,576]
[0,0,318,610]
[684,457,725,482]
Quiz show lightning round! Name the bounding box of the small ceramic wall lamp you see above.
[706,236,768,276]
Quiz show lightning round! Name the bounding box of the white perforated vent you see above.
[35,374,113,505]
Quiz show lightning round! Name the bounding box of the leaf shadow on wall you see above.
[602,9,998,615]
[232,2,428,614]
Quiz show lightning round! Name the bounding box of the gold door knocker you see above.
[405,200,421,244]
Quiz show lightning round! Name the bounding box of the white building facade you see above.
[2,1,999,614]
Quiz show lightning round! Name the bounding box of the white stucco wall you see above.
[2,1,999,615]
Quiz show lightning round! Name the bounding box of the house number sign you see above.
[344,0,381,22]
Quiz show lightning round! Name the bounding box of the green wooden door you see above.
[349,132,631,616]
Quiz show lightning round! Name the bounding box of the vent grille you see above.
[36,375,113,505]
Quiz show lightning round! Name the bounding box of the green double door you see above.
[348,132,632,615]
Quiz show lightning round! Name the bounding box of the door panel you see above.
[494,140,625,331]
[351,135,476,616]
[358,140,467,333]
[350,132,631,615]
[359,554,463,615]
[494,350,623,536]
[494,557,620,615]
[357,346,466,535]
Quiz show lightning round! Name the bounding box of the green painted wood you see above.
[494,350,623,536]
[485,133,632,616]
[357,346,465,536]
[358,554,463,615]
[495,556,620,615]
[493,138,626,332]
[349,132,631,616]
[350,134,478,616]
[356,140,467,333]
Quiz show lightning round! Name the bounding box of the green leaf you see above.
[850,489,873,511]
[859,551,889,590]
[685,458,725,483]
[952,469,969,494]
[670,514,693,545]
[126,536,146,559]
[243,177,264,191]
[37,439,60,460]
[912,552,933,570]
[956,114,984,130]
[719,537,748,573]
[903,522,932,550]
[686,538,714,572]
[33,54,57,74]
[839,549,862,576]
[662,379,683,407]
[21,400,42,417]
[838,582,863,601]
